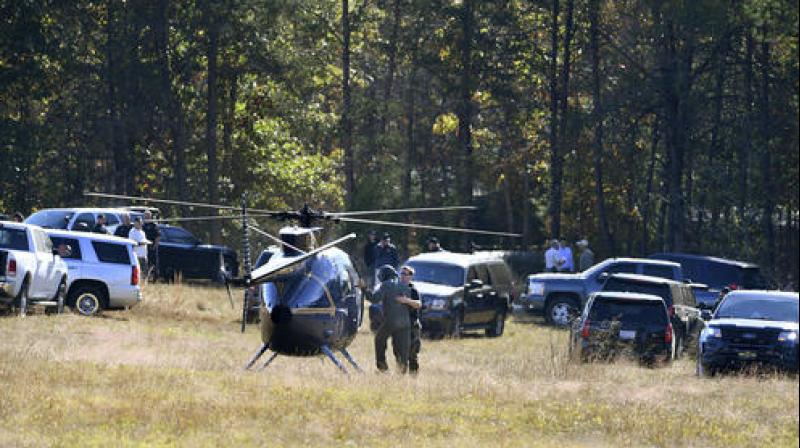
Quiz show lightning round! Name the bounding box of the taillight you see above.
[581,319,591,339]
[667,305,675,318]
[131,265,139,286]
[665,323,673,344]
[7,259,16,277]
[728,283,738,290]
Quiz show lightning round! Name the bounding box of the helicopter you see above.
[84,192,521,373]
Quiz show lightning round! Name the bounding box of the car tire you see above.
[449,310,463,338]
[696,356,715,377]
[485,309,506,337]
[69,285,107,317]
[545,296,580,327]
[16,278,29,318]
[674,330,685,359]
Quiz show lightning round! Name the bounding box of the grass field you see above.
[1,284,797,447]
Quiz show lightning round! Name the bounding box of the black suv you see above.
[369,252,517,338]
[648,253,770,308]
[570,292,674,364]
[601,274,703,358]
[698,291,799,376]
[243,247,279,324]
[157,224,238,283]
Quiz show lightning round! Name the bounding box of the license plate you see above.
[619,330,636,340]
[738,351,757,359]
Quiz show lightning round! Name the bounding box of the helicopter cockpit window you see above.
[280,232,317,256]
[267,258,335,310]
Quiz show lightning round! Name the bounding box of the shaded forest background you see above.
[1,0,797,283]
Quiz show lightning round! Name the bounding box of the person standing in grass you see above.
[128,217,151,277]
[398,265,423,375]
[369,265,418,373]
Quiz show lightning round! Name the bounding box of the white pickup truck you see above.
[0,221,68,316]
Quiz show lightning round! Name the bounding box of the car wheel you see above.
[485,310,506,337]
[70,285,107,316]
[449,311,463,338]
[16,279,29,318]
[545,297,579,327]
[696,356,715,377]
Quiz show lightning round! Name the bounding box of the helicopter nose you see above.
[271,305,292,324]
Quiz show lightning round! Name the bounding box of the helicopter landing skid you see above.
[320,345,349,374]
[339,348,362,373]
[244,343,269,370]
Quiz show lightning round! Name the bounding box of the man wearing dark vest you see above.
[369,265,419,373]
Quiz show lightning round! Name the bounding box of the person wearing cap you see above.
[397,265,423,374]
[576,239,594,272]
[426,236,445,252]
[128,217,151,276]
[12,212,24,223]
[544,239,561,272]
[369,265,417,373]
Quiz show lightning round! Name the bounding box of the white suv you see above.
[46,230,142,316]
[26,208,144,234]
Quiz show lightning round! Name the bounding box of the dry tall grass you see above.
[1,284,797,447]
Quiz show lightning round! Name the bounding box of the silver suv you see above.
[26,208,143,234]
[46,230,142,316]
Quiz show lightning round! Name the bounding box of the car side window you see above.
[467,266,479,283]
[91,242,131,264]
[73,213,95,230]
[166,228,196,244]
[642,265,675,280]
[50,236,82,259]
[105,214,120,225]
[476,264,491,285]
[607,263,636,274]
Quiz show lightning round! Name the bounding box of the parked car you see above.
[515,258,684,327]
[697,290,799,376]
[47,230,142,316]
[601,273,703,358]
[243,246,279,324]
[648,253,770,308]
[156,224,239,283]
[570,291,674,365]
[0,221,68,316]
[25,207,143,235]
[369,252,516,338]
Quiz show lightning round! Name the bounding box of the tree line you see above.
[1,0,797,283]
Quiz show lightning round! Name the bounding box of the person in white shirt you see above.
[544,239,562,272]
[128,217,151,275]
[558,238,574,272]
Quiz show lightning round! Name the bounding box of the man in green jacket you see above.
[370,264,419,373]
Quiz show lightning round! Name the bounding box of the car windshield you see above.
[406,261,465,287]
[589,299,668,326]
[25,210,74,229]
[716,297,799,323]
[0,228,29,251]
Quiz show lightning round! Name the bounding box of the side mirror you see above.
[468,279,484,289]
[701,309,713,321]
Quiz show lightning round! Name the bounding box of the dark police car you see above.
[157,224,238,283]
[570,292,674,365]
[697,290,799,376]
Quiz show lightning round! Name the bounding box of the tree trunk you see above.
[206,10,220,243]
[641,121,660,256]
[740,30,754,240]
[458,0,475,250]
[342,0,355,207]
[758,33,775,268]
[381,0,402,135]
[589,0,614,256]
[547,0,562,239]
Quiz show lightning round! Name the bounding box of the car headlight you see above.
[778,331,798,343]
[429,299,448,310]
[528,281,545,296]
[700,326,722,341]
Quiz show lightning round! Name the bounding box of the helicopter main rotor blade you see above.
[250,233,357,284]
[84,192,282,214]
[330,205,477,217]
[335,217,521,238]
[153,213,275,223]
